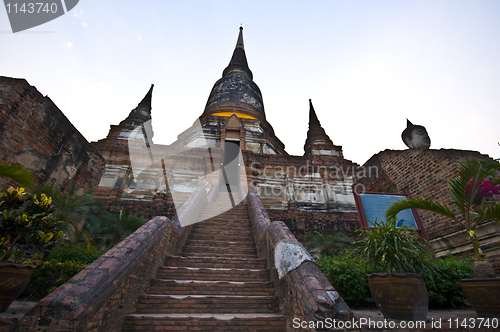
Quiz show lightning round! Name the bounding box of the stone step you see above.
[157,266,269,282]
[198,219,252,226]
[135,294,279,314]
[184,239,256,248]
[148,279,275,296]
[164,255,267,269]
[201,209,249,216]
[182,245,257,256]
[200,211,249,219]
[122,313,286,331]
[189,230,253,239]
[180,251,259,258]
[190,227,253,235]
[187,233,254,242]
[120,194,285,331]
[193,218,252,225]
[189,226,253,235]
[201,208,249,214]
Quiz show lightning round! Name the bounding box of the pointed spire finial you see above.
[222,27,253,79]
[236,26,244,49]
[138,84,154,109]
[124,84,154,126]
[308,99,321,129]
[304,99,340,156]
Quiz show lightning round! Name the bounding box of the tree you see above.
[305,231,353,258]
[85,208,146,250]
[34,185,101,249]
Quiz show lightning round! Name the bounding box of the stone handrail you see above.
[246,188,354,331]
[14,185,211,332]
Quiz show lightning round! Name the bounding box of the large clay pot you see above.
[460,278,500,318]
[0,262,36,312]
[367,273,428,321]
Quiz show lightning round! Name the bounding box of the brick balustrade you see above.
[8,186,210,332]
[246,189,354,331]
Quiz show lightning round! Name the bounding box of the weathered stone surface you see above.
[247,188,354,330]
[274,239,313,279]
[0,77,105,191]
[15,211,193,331]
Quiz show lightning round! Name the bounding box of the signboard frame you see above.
[353,189,430,242]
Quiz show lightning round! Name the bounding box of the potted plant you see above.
[356,217,434,321]
[0,186,63,312]
[386,159,500,317]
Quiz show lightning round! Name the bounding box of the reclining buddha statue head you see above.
[402,119,431,149]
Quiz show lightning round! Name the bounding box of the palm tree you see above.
[305,231,353,258]
[86,208,146,250]
[35,184,101,249]
[386,159,500,275]
[0,163,33,188]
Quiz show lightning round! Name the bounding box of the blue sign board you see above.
[359,193,417,228]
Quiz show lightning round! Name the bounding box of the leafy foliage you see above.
[354,218,435,277]
[34,184,102,248]
[305,231,353,258]
[317,251,474,309]
[18,245,103,300]
[427,255,474,309]
[85,208,146,250]
[48,244,103,264]
[19,259,88,300]
[317,251,373,307]
[0,187,64,262]
[0,163,33,188]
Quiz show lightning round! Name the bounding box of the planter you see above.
[0,262,36,312]
[460,278,500,318]
[367,273,428,321]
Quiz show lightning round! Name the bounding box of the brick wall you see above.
[267,205,359,242]
[357,149,494,240]
[247,189,354,330]
[357,148,500,272]
[0,77,105,192]
[97,197,177,221]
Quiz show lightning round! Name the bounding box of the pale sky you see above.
[1,1,499,165]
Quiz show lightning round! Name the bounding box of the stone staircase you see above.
[122,191,286,331]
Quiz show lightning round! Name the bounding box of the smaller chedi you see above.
[402,119,431,149]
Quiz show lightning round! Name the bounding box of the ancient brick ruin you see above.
[1,26,499,330]
[0,77,105,192]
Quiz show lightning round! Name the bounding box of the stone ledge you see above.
[246,188,354,330]
[16,215,176,331]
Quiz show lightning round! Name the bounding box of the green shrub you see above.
[317,251,373,307]
[427,254,474,308]
[48,245,103,264]
[305,231,353,258]
[317,250,474,309]
[18,245,103,300]
[19,259,88,300]
[355,218,435,276]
